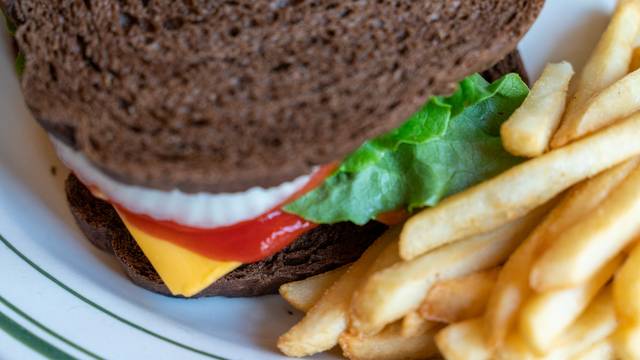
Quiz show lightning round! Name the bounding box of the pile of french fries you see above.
[277,1,640,358]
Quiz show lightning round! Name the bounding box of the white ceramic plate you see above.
[0,1,616,359]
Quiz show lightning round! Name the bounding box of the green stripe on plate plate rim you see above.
[0,294,102,359]
[0,305,75,359]
[0,233,229,360]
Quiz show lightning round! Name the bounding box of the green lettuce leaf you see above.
[2,9,16,35]
[2,9,23,76]
[15,52,25,76]
[285,73,529,225]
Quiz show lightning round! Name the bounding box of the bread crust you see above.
[14,0,543,192]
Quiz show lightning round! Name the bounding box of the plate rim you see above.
[0,233,231,360]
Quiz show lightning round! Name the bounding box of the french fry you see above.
[499,287,617,360]
[435,318,491,360]
[484,158,639,349]
[551,0,640,148]
[368,240,403,274]
[401,311,437,337]
[350,206,546,336]
[553,68,640,142]
[612,242,640,360]
[541,287,617,360]
[518,256,621,354]
[501,62,574,157]
[530,163,640,291]
[573,340,616,360]
[419,268,499,324]
[400,113,640,260]
[630,47,640,72]
[277,227,400,357]
[279,266,348,312]
[339,322,439,360]
[499,334,537,360]
[614,243,640,324]
[612,325,640,360]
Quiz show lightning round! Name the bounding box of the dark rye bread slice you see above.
[66,174,386,297]
[7,0,543,193]
[482,50,530,87]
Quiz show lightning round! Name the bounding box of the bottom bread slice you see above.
[65,174,386,297]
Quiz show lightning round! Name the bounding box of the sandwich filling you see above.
[53,73,530,297]
[55,139,338,295]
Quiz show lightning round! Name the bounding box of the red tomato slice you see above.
[113,164,338,263]
[376,208,410,226]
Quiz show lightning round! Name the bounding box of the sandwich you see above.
[2,0,544,298]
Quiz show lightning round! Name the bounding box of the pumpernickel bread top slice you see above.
[7,0,543,193]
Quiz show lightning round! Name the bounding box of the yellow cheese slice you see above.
[117,211,242,297]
